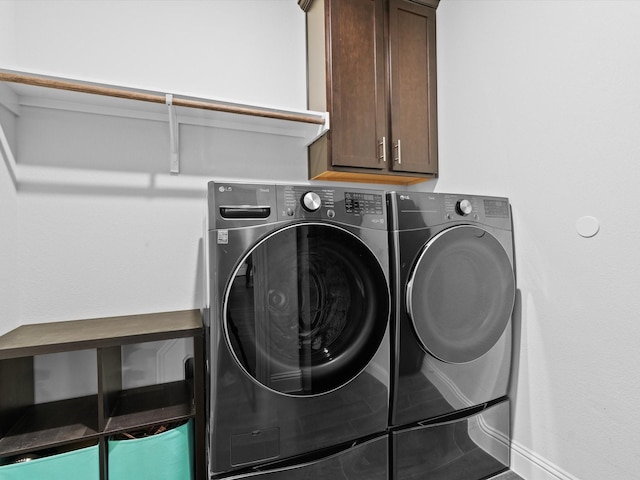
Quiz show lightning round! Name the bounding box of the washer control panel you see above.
[302,191,322,212]
[278,185,385,228]
[345,191,384,216]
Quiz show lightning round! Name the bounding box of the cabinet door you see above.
[388,0,438,174]
[328,0,387,170]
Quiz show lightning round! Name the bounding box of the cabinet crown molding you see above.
[298,0,440,12]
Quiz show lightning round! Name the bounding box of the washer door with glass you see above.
[406,225,515,364]
[223,223,389,396]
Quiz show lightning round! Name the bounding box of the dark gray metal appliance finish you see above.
[207,182,390,477]
[391,399,510,480]
[388,191,515,427]
[219,434,388,480]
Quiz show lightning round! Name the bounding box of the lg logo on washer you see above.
[218,185,271,193]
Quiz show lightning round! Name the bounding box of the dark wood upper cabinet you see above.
[306,0,439,185]
[389,0,438,175]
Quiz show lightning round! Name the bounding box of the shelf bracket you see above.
[166,94,179,174]
[0,119,18,187]
[304,111,330,146]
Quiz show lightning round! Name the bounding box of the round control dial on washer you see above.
[456,199,473,216]
[302,191,322,212]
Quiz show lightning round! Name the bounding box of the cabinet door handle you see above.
[394,140,402,165]
[379,137,387,163]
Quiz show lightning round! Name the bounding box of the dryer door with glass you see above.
[406,225,515,364]
[223,223,389,395]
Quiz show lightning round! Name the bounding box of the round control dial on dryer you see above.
[302,191,322,212]
[456,199,473,216]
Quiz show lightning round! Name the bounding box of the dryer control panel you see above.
[390,192,511,231]
[443,195,510,221]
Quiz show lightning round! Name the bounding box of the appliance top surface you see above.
[208,181,387,230]
[388,191,512,231]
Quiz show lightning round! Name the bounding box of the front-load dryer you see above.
[206,182,391,477]
[388,192,515,427]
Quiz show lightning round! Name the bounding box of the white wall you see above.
[436,1,640,479]
[4,1,640,479]
[0,0,19,333]
[0,0,309,399]
[9,0,307,109]
[0,109,19,334]
[0,1,16,63]
[0,0,309,327]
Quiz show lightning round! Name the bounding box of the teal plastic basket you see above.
[108,419,194,480]
[0,444,99,480]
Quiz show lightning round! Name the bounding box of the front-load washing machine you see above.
[206,182,391,477]
[388,191,515,426]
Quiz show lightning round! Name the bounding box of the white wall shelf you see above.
[0,69,329,180]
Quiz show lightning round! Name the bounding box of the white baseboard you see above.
[510,439,580,480]
[477,419,579,480]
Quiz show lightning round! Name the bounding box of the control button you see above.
[286,208,294,217]
[302,191,322,212]
[456,199,473,216]
[327,209,335,219]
